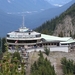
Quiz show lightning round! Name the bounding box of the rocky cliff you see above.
[53,15,75,37]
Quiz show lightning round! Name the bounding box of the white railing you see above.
[6,37,41,40]
[7,42,37,45]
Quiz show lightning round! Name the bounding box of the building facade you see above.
[6,25,75,52]
[6,15,75,52]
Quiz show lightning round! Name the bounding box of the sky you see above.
[7,0,72,5]
[47,0,72,5]
[7,0,72,7]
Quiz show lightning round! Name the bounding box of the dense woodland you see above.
[35,3,75,37]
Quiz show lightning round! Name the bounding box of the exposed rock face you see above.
[53,15,75,37]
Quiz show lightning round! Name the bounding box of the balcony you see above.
[6,37,42,40]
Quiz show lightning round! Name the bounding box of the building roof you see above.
[60,39,75,44]
[41,34,73,43]
[7,26,75,44]
[7,28,41,38]
[8,31,40,35]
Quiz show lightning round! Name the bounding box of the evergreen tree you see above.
[58,31,63,37]
[61,57,75,75]
[44,47,50,56]
[0,46,26,75]
[2,38,6,52]
[30,51,56,75]
[70,31,72,37]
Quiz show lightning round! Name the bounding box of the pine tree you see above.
[30,51,56,75]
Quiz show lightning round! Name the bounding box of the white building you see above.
[6,26,42,48]
[6,17,75,52]
[6,26,75,53]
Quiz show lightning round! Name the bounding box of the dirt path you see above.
[26,52,39,75]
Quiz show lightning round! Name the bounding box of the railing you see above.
[7,42,42,45]
[7,42,37,45]
[6,37,41,40]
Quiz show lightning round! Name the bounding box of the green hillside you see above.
[35,3,75,37]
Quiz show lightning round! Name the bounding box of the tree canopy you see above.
[30,51,56,75]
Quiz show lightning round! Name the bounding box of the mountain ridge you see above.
[0,0,75,37]
[35,3,75,37]
[26,0,75,29]
[0,0,53,12]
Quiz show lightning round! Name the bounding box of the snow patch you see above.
[53,4,63,7]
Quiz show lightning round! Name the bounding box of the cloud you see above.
[40,9,45,11]
[7,0,11,3]
[53,4,63,7]
[46,0,72,5]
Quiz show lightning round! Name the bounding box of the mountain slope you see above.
[0,0,75,37]
[0,0,53,12]
[25,0,75,29]
[35,3,75,37]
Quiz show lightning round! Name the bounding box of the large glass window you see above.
[7,40,37,43]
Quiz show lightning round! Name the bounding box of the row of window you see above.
[7,39,59,46]
[7,34,41,38]
[7,40,37,43]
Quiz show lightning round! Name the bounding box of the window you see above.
[7,35,10,37]
[61,44,67,45]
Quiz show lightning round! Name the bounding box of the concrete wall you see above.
[50,46,69,52]
[27,48,44,52]
[27,46,69,53]
[8,46,69,53]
